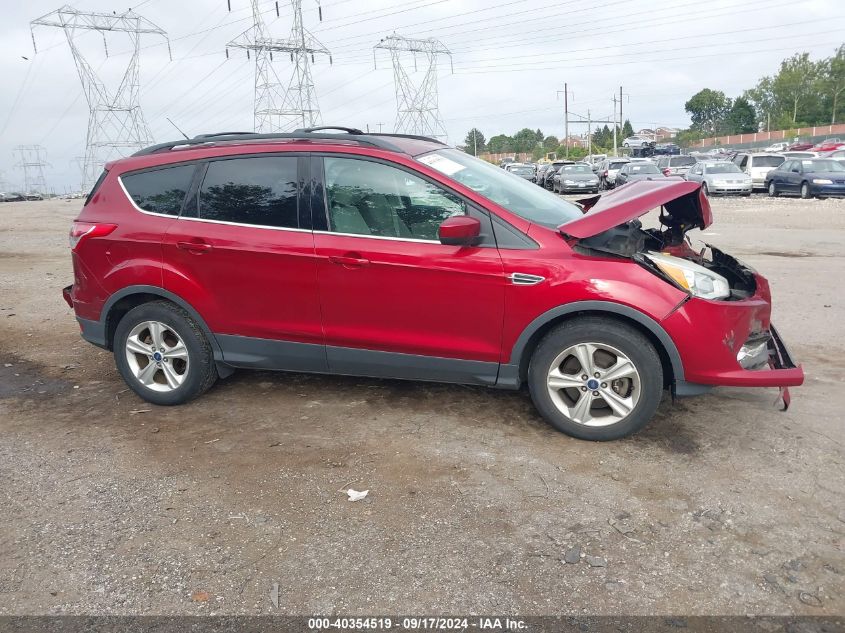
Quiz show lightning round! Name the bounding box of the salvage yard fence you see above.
[697,123,845,148]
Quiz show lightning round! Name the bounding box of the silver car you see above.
[598,158,631,189]
[656,154,697,177]
[732,152,785,190]
[685,161,752,196]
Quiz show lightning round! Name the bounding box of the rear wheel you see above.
[800,182,812,199]
[528,318,664,441]
[114,301,218,406]
[768,181,778,197]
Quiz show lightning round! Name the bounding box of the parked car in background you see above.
[654,143,681,155]
[552,163,600,193]
[657,155,697,177]
[764,142,790,152]
[535,163,552,186]
[541,160,575,190]
[765,158,845,198]
[0,192,25,202]
[732,152,785,190]
[787,141,814,151]
[614,162,666,186]
[499,157,516,168]
[506,163,537,182]
[686,161,752,196]
[598,157,631,189]
[812,138,844,153]
[622,135,655,150]
[585,154,607,171]
[782,151,819,160]
[821,149,845,164]
[64,128,803,441]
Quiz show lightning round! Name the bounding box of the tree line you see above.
[682,44,844,143]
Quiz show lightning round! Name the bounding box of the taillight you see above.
[662,168,671,176]
[69,222,117,250]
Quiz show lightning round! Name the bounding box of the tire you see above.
[800,182,812,199]
[113,300,218,406]
[527,317,664,441]
[768,181,778,197]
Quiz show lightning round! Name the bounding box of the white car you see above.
[732,152,786,190]
[765,142,790,152]
[622,135,655,149]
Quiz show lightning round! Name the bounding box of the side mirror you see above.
[791,168,799,173]
[438,215,481,246]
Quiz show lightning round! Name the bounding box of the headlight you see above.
[564,179,575,184]
[644,252,731,300]
[813,178,832,184]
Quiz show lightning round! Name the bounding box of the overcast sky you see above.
[1,0,844,191]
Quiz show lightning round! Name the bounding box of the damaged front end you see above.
[558,179,804,401]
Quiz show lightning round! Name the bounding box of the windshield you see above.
[628,164,660,174]
[509,166,534,175]
[805,160,845,172]
[705,163,742,174]
[753,156,785,167]
[561,164,593,174]
[418,149,582,228]
[671,156,696,166]
[608,161,629,170]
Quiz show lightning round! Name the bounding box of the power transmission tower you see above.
[374,34,453,139]
[227,0,331,133]
[13,145,49,195]
[30,7,170,193]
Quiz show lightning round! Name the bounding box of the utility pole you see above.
[619,86,624,138]
[587,109,591,158]
[376,122,385,133]
[374,34,453,139]
[556,84,573,158]
[13,145,49,194]
[31,7,170,192]
[611,94,618,156]
[473,131,478,156]
[227,0,331,133]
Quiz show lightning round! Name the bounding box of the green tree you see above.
[685,88,731,136]
[725,97,757,134]
[463,128,486,155]
[621,119,634,139]
[487,134,512,153]
[772,52,821,124]
[513,128,540,153]
[543,135,559,151]
[821,44,845,124]
[744,78,776,131]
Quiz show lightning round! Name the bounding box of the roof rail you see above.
[132,127,446,157]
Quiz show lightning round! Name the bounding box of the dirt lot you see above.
[0,195,843,616]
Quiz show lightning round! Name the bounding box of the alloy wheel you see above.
[546,342,641,427]
[124,320,190,392]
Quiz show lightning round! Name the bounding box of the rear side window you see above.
[198,156,298,228]
[84,169,109,206]
[122,164,195,215]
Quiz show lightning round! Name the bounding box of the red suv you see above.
[64,128,803,440]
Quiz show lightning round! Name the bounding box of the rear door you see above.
[311,154,505,384]
[162,154,325,370]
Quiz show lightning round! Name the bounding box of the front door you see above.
[312,155,505,385]
[162,154,325,371]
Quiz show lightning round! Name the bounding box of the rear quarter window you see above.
[121,164,196,215]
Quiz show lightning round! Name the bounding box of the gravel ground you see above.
[0,195,843,616]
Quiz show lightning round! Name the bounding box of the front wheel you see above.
[800,182,812,199]
[528,318,664,441]
[113,300,218,406]
[768,181,778,197]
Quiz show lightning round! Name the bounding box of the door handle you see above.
[177,240,213,253]
[328,255,370,268]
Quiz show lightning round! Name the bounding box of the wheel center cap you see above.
[153,352,163,362]
[586,378,600,390]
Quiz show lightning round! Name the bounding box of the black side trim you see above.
[216,334,328,372]
[78,317,107,348]
[327,346,499,386]
[507,300,685,383]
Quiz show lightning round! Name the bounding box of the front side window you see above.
[122,164,195,215]
[198,156,298,228]
[417,149,582,229]
[323,157,465,240]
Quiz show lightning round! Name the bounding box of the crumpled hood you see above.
[558,179,712,239]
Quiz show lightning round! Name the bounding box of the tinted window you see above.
[561,164,592,174]
[629,164,660,174]
[122,164,195,215]
[198,157,298,228]
[781,161,795,172]
[608,161,628,170]
[324,157,465,240]
[670,156,696,166]
[752,156,785,167]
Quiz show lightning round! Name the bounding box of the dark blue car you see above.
[765,158,845,198]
